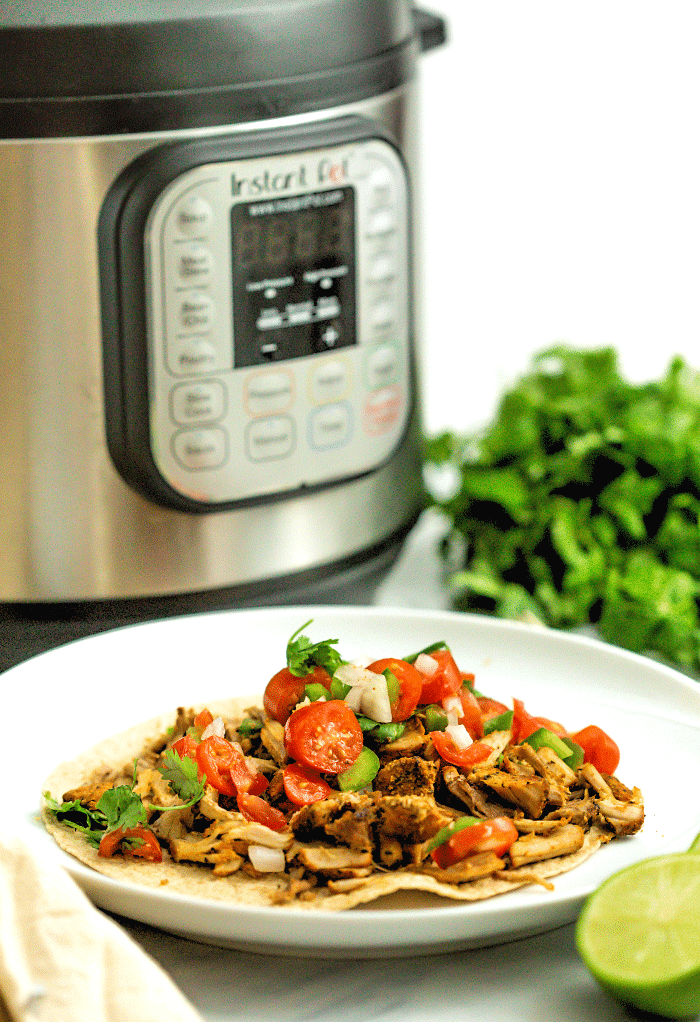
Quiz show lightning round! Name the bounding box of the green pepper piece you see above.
[383,669,400,703]
[337,747,380,792]
[483,710,514,735]
[522,726,574,763]
[236,717,263,737]
[559,736,585,769]
[424,816,481,854]
[425,704,449,731]
[304,682,328,702]
[330,676,351,700]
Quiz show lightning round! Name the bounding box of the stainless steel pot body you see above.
[0,86,423,603]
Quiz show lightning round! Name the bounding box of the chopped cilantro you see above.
[157,748,206,806]
[425,345,700,675]
[286,619,345,678]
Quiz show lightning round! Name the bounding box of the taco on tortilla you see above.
[42,623,644,911]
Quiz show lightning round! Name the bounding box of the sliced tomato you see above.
[98,825,163,862]
[171,733,199,761]
[416,648,463,704]
[366,657,423,721]
[431,817,519,869]
[283,763,333,806]
[237,792,288,831]
[457,686,484,739]
[477,697,510,721]
[199,735,268,796]
[512,698,568,742]
[263,665,332,724]
[430,730,492,769]
[572,724,620,774]
[194,708,214,730]
[196,735,238,796]
[284,699,363,774]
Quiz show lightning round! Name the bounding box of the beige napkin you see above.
[0,832,204,1022]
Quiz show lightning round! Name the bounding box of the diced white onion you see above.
[248,845,286,873]
[415,652,439,676]
[334,662,376,688]
[445,724,472,749]
[201,716,226,740]
[442,694,462,727]
[344,687,364,712]
[360,672,392,723]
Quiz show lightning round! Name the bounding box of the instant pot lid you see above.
[0,0,441,138]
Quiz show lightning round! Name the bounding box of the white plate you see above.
[8,605,700,958]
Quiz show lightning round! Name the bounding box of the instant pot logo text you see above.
[231,157,348,197]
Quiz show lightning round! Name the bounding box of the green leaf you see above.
[158,749,206,805]
[285,620,345,678]
[96,785,147,833]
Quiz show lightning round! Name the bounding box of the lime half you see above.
[576,848,700,1019]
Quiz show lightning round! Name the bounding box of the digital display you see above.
[231,187,356,368]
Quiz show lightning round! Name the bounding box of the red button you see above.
[364,385,401,436]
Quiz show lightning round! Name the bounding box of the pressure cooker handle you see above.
[412,6,448,52]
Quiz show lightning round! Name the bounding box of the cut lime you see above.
[576,838,700,1019]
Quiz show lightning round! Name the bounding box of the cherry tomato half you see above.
[196,735,267,797]
[98,825,163,862]
[512,698,568,743]
[172,733,199,761]
[284,699,363,774]
[431,817,519,869]
[237,792,288,831]
[477,697,510,721]
[416,648,463,704]
[457,686,484,740]
[283,763,333,806]
[366,657,423,721]
[430,730,492,769]
[571,724,620,774]
[194,708,214,730]
[263,665,332,724]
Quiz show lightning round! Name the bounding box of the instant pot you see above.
[0,1,446,669]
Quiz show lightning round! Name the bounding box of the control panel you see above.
[140,132,412,505]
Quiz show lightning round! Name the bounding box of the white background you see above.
[417,1,700,435]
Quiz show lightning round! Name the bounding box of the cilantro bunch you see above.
[425,345,700,675]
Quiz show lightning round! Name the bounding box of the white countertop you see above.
[109,512,634,1022]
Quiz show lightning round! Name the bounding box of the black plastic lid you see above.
[0,2,445,139]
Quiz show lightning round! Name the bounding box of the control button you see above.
[179,292,215,330]
[364,385,402,437]
[174,338,218,375]
[173,427,227,470]
[245,370,294,415]
[171,380,226,425]
[178,244,214,283]
[366,344,399,389]
[310,358,350,404]
[316,295,341,319]
[368,164,394,204]
[286,301,313,325]
[368,252,396,283]
[309,402,352,450]
[175,195,212,236]
[370,299,396,331]
[314,320,343,352]
[256,308,284,331]
[246,416,295,461]
[366,207,396,237]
